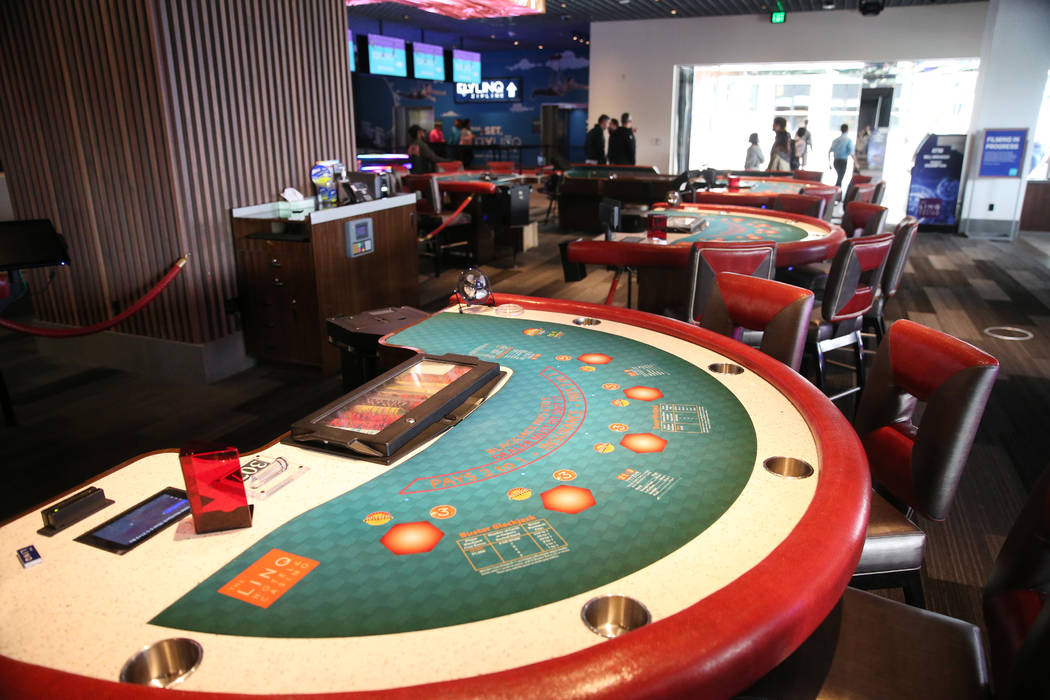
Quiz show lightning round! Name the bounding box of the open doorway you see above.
[674,59,980,219]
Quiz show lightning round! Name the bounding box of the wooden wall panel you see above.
[0,0,355,345]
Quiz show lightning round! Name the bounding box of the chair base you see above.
[850,569,926,608]
[807,327,866,399]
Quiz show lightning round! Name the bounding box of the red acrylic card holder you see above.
[179,441,253,534]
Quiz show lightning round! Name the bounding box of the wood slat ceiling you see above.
[349,0,983,49]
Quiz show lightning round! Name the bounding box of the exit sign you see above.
[771,10,786,22]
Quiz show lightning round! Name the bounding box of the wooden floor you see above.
[3,199,1049,645]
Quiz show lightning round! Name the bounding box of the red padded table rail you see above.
[0,295,869,700]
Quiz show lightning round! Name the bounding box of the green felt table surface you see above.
[658,211,810,243]
[152,313,756,638]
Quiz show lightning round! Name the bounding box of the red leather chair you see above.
[847,173,874,192]
[743,326,1006,700]
[685,242,776,323]
[842,201,889,238]
[793,169,825,182]
[806,233,895,398]
[872,180,887,205]
[486,161,515,173]
[699,272,814,371]
[865,217,919,343]
[690,191,775,209]
[436,160,463,172]
[772,193,826,219]
[850,319,998,606]
[843,182,878,205]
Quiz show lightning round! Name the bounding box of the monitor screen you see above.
[412,42,445,81]
[0,219,70,271]
[347,29,355,72]
[367,34,407,78]
[451,49,481,84]
[316,359,473,435]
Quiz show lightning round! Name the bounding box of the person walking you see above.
[828,124,855,188]
[767,116,792,171]
[585,114,610,164]
[608,112,636,165]
[794,127,808,168]
[744,133,764,170]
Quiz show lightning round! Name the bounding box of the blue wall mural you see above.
[352,47,590,167]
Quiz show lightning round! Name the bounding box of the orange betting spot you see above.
[620,433,668,453]
[541,485,596,514]
[380,521,445,555]
[623,386,663,401]
[578,353,613,365]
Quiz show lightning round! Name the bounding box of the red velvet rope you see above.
[419,195,473,241]
[0,257,187,338]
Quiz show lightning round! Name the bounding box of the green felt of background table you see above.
[438,172,520,186]
[667,212,809,243]
[152,313,756,638]
[564,166,660,178]
[737,179,806,194]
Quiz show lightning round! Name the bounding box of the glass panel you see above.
[317,360,473,435]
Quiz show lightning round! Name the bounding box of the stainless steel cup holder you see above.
[763,456,814,479]
[573,317,602,326]
[581,594,651,638]
[708,363,744,375]
[119,638,203,688]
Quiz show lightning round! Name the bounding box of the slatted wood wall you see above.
[0,0,355,344]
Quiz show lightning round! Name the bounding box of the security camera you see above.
[859,0,885,15]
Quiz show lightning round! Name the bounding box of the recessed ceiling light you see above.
[619,0,630,4]
[538,44,544,49]
[670,8,677,13]
[822,0,835,7]
[586,40,590,44]
[514,40,519,45]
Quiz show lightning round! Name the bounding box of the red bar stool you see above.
[699,272,814,371]
[842,201,889,238]
[685,242,777,324]
[865,217,919,343]
[772,193,826,219]
[806,233,895,399]
[793,169,825,182]
[850,319,998,606]
[744,401,1037,700]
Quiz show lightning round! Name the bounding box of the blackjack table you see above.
[564,204,846,314]
[0,295,868,699]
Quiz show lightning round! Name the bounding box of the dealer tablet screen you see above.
[76,488,190,554]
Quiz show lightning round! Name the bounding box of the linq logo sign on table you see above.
[455,77,522,103]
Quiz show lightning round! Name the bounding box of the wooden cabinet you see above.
[232,195,418,373]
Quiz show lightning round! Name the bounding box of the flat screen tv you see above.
[412,42,445,81]
[366,34,406,78]
[451,49,481,84]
